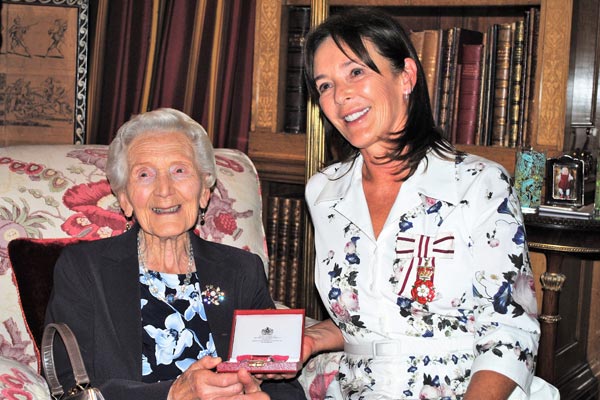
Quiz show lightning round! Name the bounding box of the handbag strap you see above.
[42,322,91,398]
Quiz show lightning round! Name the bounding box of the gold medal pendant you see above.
[411,259,436,304]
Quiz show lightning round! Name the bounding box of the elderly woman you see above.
[45,108,304,400]
[294,8,559,400]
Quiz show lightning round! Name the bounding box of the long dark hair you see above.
[304,7,456,178]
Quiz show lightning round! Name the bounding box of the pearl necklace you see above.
[137,231,195,304]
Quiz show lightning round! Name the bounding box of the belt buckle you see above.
[372,340,400,358]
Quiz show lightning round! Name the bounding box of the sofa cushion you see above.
[0,145,267,371]
[0,354,50,399]
[8,238,82,350]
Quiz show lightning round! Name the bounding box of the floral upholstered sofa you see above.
[0,144,340,399]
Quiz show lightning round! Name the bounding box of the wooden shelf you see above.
[248,130,306,184]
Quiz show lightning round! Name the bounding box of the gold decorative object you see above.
[540,271,566,292]
[539,314,562,323]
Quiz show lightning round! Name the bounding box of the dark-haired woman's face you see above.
[313,37,410,156]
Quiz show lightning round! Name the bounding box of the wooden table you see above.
[524,213,600,398]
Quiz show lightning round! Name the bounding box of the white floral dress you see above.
[306,151,552,399]
[139,270,217,382]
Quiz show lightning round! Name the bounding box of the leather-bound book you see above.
[266,195,281,299]
[275,197,293,303]
[437,28,456,139]
[283,6,311,134]
[410,30,425,62]
[490,23,514,147]
[437,28,484,139]
[521,7,540,147]
[422,29,443,121]
[474,31,488,145]
[507,20,526,148]
[286,198,304,308]
[456,44,484,145]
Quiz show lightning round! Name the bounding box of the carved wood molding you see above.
[536,0,572,150]
[251,0,282,132]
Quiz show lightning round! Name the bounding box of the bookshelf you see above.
[248,0,573,320]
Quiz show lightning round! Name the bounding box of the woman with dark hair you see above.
[298,8,558,399]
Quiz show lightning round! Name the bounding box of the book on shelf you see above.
[284,198,304,308]
[480,24,498,146]
[410,30,425,62]
[507,20,526,148]
[265,194,305,306]
[490,23,514,147]
[266,195,281,299]
[283,6,311,134]
[449,64,462,143]
[455,44,484,145]
[474,32,488,146]
[437,28,484,140]
[437,28,456,138]
[521,7,540,147]
[410,29,443,119]
[422,29,443,122]
[275,196,293,302]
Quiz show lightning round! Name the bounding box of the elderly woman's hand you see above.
[168,356,268,400]
[235,368,269,399]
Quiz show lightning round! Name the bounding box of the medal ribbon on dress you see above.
[396,233,455,304]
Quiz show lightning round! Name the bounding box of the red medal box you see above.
[216,309,305,373]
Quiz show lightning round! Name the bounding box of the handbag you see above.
[41,322,105,400]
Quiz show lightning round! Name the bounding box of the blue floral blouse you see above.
[139,269,217,382]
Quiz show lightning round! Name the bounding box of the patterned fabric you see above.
[0,354,50,399]
[140,271,217,382]
[305,151,543,399]
[0,145,266,371]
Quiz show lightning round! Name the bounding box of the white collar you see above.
[314,151,462,206]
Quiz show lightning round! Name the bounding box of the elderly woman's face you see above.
[117,131,209,239]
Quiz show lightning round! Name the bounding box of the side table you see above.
[524,213,600,399]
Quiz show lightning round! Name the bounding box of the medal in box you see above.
[216,309,305,373]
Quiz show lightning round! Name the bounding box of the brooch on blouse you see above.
[411,260,436,305]
[396,232,455,305]
[202,285,225,305]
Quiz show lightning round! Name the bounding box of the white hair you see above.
[106,108,216,195]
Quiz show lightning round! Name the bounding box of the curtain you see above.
[91,0,255,152]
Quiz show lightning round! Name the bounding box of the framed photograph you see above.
[545,154,585,207]
[1,0,89,144]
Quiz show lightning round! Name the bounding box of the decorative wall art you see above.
[1,0,89,144]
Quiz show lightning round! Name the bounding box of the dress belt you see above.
[344,336,474,358]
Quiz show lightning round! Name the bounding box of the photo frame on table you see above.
[1,0,89,144]
[545,154,585,207]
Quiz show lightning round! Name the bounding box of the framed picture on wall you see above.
[545,154,585,207]
[1,0,89,144]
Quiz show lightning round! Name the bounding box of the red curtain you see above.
[91,0,255,152]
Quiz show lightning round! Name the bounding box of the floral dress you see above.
[305,151,547,399]
[139,269,217,382]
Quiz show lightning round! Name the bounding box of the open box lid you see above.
[217,308,305,373]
